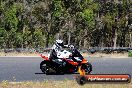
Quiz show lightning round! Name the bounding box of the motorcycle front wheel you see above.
[82,62,92,74]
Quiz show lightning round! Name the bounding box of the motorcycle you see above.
[40,48,92,75]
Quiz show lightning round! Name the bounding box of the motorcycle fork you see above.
[78,65,86,76]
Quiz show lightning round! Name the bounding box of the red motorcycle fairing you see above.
[81,59,88,64]
[63,58,79,66]
[40,54,78,66]
[40,54,50,60]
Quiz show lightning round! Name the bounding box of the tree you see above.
[3,2,18,48]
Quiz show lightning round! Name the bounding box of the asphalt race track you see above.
[0,56,132,82]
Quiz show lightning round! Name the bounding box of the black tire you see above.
[40,61,49,74]
[40,61,60,75]
[86,62,92,74]
[82,62,92,74]
[76,76,87,85]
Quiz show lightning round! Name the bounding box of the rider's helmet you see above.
[69,45,74,49]
[55,39,64,47]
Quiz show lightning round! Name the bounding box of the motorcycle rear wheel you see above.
[40,61,63,75]
[40,61,49,74]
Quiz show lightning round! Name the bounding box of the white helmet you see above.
[56,39,64,46]
[69,45,74,49]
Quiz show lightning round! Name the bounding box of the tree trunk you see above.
[56,33,60,40]
[68,32,71,45]
[79,40,82,49]
[83,29,88,48]
[84,38,88,48]
[45,33,49,48]
[130,33,132,47]
[45,27,51,48]
[68,17,74,45]
[45,15,52,48]
[113,29,117,49]
[120,29,126,47]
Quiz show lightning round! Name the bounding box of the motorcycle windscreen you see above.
[74,57,83,61]
[72,49,83,60]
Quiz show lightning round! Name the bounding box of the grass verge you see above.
[0,52,39,56]
[0,80,131,88]
[128,50,132,57]
[82,52,128,58]
[0,52,129,58]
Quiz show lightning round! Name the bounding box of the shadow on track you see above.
[35,72,79,75]
[35,73,45,74]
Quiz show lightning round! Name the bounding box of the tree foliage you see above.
[0,0,131,49]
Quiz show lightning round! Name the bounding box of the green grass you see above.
[0,80,131,88]
[128,50,132,57]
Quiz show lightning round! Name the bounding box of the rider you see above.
[49,39,69,67]
[49,39,83,66]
